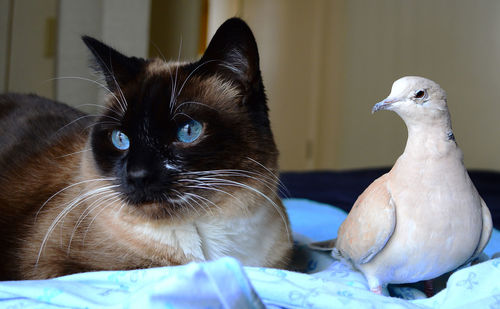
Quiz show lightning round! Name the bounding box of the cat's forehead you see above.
[144,58,241,107]
[145,58,188,76]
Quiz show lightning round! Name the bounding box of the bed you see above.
[1,169,499,308]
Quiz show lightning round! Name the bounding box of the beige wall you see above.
[57,0,151,112]
[6,0,57,99]
[149,0,203,61]
[0,0,10,93]
[209,0,500,172]
[325,0,500,172]
[3,1,499,172]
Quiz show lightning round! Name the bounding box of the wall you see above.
[0,0,10,93]
[3,0,57,98]
[208,0,500,171]
[57,0,151,112]
[3,1,499,172]
[326,0,500,171]
[149,0,204,61]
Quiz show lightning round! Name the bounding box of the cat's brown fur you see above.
[0,18,292,280]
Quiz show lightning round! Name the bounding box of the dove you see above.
[335,76,493,295]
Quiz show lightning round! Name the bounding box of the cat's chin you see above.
[125,199,200,221]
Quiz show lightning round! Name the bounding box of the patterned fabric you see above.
[0,198,499,308]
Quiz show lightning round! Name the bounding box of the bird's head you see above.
[372,76,449,126]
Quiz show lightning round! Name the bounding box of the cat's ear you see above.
[82,36,146,91]
[200,18,261,90]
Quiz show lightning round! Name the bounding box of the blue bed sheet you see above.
[0,198,499,309]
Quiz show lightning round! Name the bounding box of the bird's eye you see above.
[177,120,203,143]
[110,129,130,151]
[415,90,426,99]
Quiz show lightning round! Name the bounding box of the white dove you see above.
[335,76,492,295]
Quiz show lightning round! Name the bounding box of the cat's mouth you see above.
[120,185,208,219]
[123,188,173,205]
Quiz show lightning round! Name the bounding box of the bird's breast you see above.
[368,159,483,283]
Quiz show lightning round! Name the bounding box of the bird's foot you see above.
[370,285,383,294]
[424,280,434,298]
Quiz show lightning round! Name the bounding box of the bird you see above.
[334,76,493,295]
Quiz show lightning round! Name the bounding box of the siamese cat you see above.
[0,18,291,280]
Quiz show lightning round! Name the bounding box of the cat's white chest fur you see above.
[129,206,280,266]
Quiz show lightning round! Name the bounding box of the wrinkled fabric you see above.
[0,198,499,309]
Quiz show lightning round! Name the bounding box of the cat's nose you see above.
[127,168,150,187]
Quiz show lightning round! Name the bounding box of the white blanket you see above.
[0,198,499,308]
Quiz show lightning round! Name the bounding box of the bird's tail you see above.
[307,238,336,252]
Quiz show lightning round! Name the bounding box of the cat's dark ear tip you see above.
[81,35,92,42]
[218,17,254,36]
[221,17,249,27]
[81,35,94,45]
[81,35,104,50]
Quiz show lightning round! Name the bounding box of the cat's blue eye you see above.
[177,120,202,143]
[111,129,130,150]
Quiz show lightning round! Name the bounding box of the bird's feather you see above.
[336,174,396,265]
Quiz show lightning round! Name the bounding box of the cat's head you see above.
[82,18,280,220]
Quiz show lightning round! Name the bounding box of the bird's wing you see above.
[336,174,396,265]
[469,198,493,261]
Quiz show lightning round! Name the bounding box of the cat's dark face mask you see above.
[83,18,279,219]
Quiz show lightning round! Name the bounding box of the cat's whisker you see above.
[82,121,121,131]
[75,103,125,122]
[151,41,168,64]
[37,184,120,265]
[50,76,125,114]
[245,157,291,197]
[191,170,277,189]
[182,192,218,217]
[73,103,116,113]
[94,110,124,123]
[181,181,246,210]
[67,191,121,255]
[167,64,176,115]
[82,197,128,247]
[53,114,98,136]
[35,178,117,220]
[81,194,124,248]
[55,112,121,140]
[44,184,119,232]
[85,47,128,115]
[175,59,218,103]
[79,43,128,114]
[56,149,92,159]
[112,78,128,116]
[172,101,217,118]
[169,189,202,216]
[188,176,291,242]
[167,190,201,217]
[169,37,183,113]
[69,191,120,238]
[49,76,113,96]
[72,190,117,228]
[180,193,205,216]
[170,101,219,120]
[182,168,286,197]
[187,194,216,217]
[171,112,196,121]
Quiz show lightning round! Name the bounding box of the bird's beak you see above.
[372,97,400,114]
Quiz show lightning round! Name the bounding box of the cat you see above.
[0,18,292,280]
